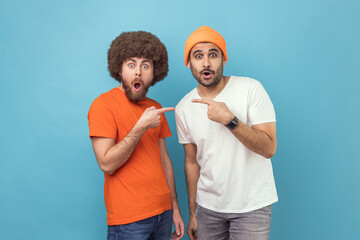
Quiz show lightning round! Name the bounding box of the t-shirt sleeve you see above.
[159,112,172,138]
[175,108,192,144]
[87,97,117,139]
[248,82,276,125]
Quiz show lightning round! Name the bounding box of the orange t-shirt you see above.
[87,87,172,225]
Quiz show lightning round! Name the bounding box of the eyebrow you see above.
[192,50,203,55]
[126,59,152,64]
[141,59,151,64]
[192,48,220,55]
[208,48,220,53]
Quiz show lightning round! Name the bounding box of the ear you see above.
[222,56,226,66]
[187,61,191,69]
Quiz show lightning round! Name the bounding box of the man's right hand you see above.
[187,215,197,240]
[138,106,175,129]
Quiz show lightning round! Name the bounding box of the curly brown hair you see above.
[107,31,168,86]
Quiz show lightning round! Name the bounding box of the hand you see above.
[192,99,234,125]
[187,215,197,240]
[171,209,185,240]
[138,106,175,129]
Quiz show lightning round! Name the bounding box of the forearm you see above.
[185,162,200,217]
[162,150,185,240]
[163,161,180,211]
[159,139,181,211]
[231,121,276,158]
[102,122,147,174]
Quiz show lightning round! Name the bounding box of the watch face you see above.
[226,116,239,129]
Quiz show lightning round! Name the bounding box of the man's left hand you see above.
[192,98,234,125]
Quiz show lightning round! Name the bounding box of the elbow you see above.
[264,152,274,159]
[98,162,115,175]
[264,147,276,159]
[103,169,115,175]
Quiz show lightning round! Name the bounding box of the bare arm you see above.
[91,122,146,175]
[184,143,199,240]
[91,106,175,175]
[230,121,276,159]
[159,138,184,240]
[192,99,277,159]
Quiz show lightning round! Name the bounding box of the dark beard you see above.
[122,78,150,103]
[190,62,223,88]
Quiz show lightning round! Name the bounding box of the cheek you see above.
[190,63,201,73]
[143,70,154,83]
[190,66,199,76]
[121,69,133,78]
[215,62,223,72]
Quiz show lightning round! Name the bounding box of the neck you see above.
[197,76,230,99]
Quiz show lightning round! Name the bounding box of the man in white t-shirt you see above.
[175,26,278,240]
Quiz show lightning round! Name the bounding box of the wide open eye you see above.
[128,63,135,68]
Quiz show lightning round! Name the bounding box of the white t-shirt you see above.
[175,76,278,213]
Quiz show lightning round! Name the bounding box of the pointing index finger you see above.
[192,98,213,105]
[157,107,175,114]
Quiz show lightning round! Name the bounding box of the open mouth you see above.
[202,71,213,79]
[133,82,142,92]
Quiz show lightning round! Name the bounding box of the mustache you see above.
[131,77,144,83]
[200,68,215,74]
[132,77,144,84]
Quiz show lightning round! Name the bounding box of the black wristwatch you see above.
[225,116,239,130]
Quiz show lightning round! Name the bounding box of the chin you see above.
[129,91,148,103]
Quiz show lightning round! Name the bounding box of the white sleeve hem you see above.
[251,119,276,126]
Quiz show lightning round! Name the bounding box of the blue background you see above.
[1,0,359,239]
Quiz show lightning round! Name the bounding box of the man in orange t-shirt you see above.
[87,31,184,240]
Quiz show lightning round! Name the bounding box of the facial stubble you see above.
[190,61,224,88]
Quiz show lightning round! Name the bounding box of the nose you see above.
[203,56,210,68]
[135,65,141,76]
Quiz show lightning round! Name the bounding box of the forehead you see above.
[190,42,221,54]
